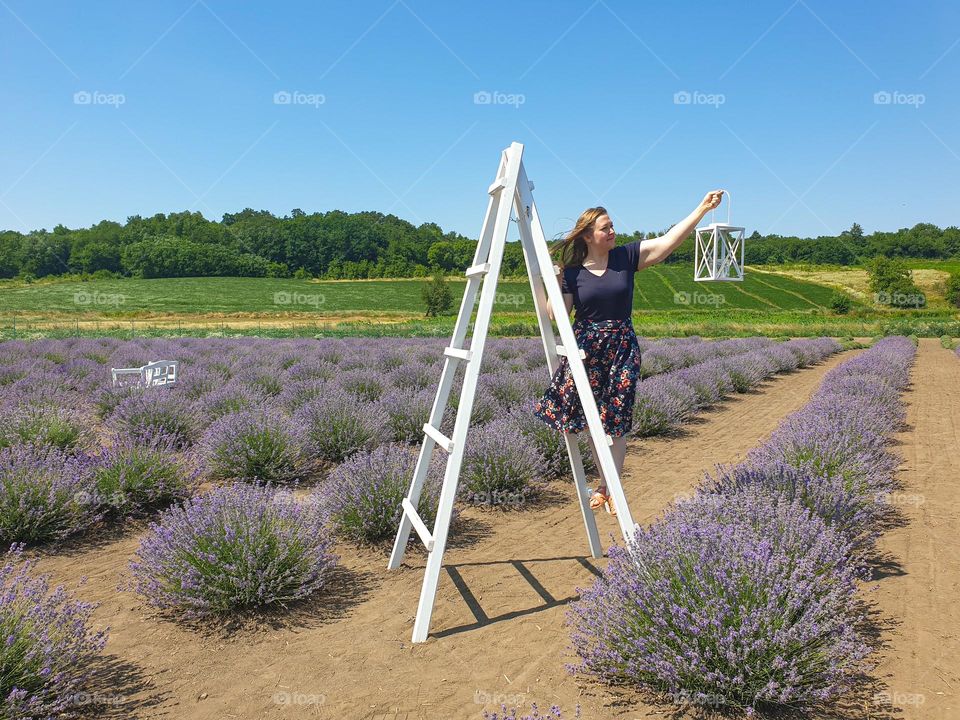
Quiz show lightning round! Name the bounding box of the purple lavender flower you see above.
[482,702,579,720]
[0,403,95,454]
[199,409,312,484]
[380,387,449,444]
[0,445,102,545]
[459,417,545,501]
[630,375,697,436]
[314,442,446,544]
[386,362,434,393]
[568,487,872,715]
[128,482,338,618]
[294,385,388,463]
[110,389,201,449]
[508,400,595,479]
[0,543,108,719]
[704,462,882,549]
[90,434,200,516]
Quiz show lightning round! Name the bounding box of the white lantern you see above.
[694,191,744,282]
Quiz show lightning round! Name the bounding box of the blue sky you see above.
[1,1,958,241]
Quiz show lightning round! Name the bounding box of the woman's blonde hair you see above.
[550,206,608,269]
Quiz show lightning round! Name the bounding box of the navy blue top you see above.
[561,240,642,322]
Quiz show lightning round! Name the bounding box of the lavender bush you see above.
[704,462,882,549]
[459,418,544,504]
[200,409,312,484]
[315,442,446,544]
[380,387,448,444]
[0,543,108,720]
[482,703,579,720]
[128,482,338,619]
[509,400,595,479]
[295,386,388,464]
[0,403,94,454]
[90,435,199,516]
[568,488,871,715]
[630,376,697,436]
[0,445,102,545]
[110,389,200,449]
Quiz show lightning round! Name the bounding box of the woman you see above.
[532,190,725,515]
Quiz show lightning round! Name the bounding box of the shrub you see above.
[0,403,94,454]
[422,270,453,317]
[336,368,387,403]
[568,488,871,715]
[747,408,898,503]
[0,445,102,545]
[946,271,960,308]
[719,353,770,392]
[90,435,199,516]
[315,442,445,544]
[0,544,108,720]
[704,462,881,549]
[197,384,264,420]
[379,388,446,444]
[829,291,852,314]
[128,482,338,619]
[459,418,544,504]
[508,400,595,479]
[295,388,388,464]
[199,409,312,484]
[110,389,199,448]
[630,376,697,436]
[482,703,579,720]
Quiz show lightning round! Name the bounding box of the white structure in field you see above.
[111,360,179,388]
[694,192,744,282]
[388,141,638,644]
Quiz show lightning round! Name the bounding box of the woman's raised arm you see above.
[636,190,724,270]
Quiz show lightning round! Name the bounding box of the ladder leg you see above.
[388,436,437,569]
[513,163,604,557]
[410,464,460,642]
[514,158,637,545]
[563,433,602,558]
[388,157,504,571]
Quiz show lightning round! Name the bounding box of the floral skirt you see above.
[532,317,642,437]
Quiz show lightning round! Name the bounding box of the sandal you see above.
[589,488,617,516]
[588,489,608,510]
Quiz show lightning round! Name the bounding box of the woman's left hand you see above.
[699,189,724,213]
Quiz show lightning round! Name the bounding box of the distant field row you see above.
[0,266,847,317]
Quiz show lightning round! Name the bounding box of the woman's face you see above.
[587,214,616,249]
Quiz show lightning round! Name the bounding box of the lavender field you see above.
[0,333,939,719]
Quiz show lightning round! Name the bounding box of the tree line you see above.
[1,209,958,282]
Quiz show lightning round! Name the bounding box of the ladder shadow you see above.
[432,555,602,639]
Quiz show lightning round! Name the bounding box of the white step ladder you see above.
[388,141,637,643]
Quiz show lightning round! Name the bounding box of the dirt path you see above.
[869,339,960,719]
[34,350,860,719]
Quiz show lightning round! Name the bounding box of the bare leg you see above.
[583,432,628,493]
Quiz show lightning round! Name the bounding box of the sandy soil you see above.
[867,339,960,719]
[27,345,958,719]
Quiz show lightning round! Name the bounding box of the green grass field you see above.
[1,264,957,340]
[0,264,851,317]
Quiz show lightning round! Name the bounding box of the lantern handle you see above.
[709,189,731,226]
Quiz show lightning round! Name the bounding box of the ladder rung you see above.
[465,262,490,278]
[402,498,434,551]
[423,423,454,452]
[488,176,507,195]
[443,346,472,362]
[556,344,586,360]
